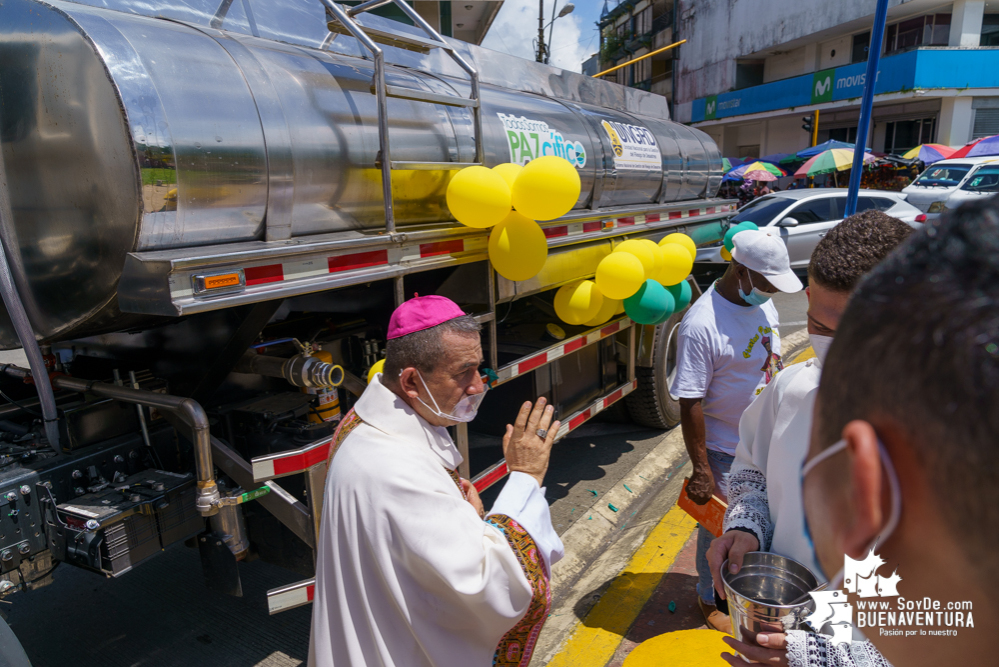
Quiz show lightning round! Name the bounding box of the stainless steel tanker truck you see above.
[0,0,730,632]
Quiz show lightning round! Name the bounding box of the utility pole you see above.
[537,0,546,63]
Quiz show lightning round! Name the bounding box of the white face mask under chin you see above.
[415,371,486,423]
[809,333,834,366]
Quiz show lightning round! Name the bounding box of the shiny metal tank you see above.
[0,0,721,346]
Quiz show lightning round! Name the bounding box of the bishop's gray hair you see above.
[382,315,481,382]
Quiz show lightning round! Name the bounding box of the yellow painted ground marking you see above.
[622,628,729,666]
[547,505,698,667]
[791,345,815,364]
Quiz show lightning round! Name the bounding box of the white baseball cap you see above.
[730,229,803,293]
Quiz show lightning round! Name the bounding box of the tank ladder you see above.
[320,0,484,237]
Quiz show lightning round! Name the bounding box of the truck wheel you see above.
[626,312,683,429]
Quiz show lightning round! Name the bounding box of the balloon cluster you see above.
[446,156,582,282]
[718,221,759,261]
[554,233,697,327]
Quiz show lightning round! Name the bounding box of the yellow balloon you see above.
[637,239,665,276]
[614,239,658,279]
[596,252,645,300]
[614,299,626,315]
[367,358,385,384]
[660,233,697,262]
[488,211,548,281]
[582,297,621,327]
[511,156,581,221]
[554,280,604,325]
[657,243,695,286]
[492,163,523,190]
[720,246,733,261]
[446,166,511,228]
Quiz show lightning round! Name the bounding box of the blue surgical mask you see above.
[800,437,902,588]
[739,272,773,306]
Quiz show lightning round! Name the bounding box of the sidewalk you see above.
[541,344,816,666]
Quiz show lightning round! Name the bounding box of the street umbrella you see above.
[730,161,785,179]
[793,148,876,178]
[722,157,745,172]
[783,139,873,164]
[743,168,778,182]
[760,153,793,165]
[901,144,956,164]
[965,135,999,158]
[950,138,984,159]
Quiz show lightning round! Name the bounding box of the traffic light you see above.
[802,110,820,147]
[802,115,813,134]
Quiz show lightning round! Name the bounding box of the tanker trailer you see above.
[0,0,732,627]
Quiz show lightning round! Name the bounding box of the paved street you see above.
[4,293,807,666]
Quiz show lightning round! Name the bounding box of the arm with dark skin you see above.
[679,396,715,505]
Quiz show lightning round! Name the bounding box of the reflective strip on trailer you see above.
[494,318,632,386]
[172,237,488,300]
[538,206,736,243]
[471,378,638,493]
[267,578,315,614]
[251,437,333,482]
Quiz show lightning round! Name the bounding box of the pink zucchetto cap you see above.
[387,295,467,339]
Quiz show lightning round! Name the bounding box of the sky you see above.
[481,0,605,73]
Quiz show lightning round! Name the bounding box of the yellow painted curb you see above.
[547,505,698,667]
[622,628,729,666]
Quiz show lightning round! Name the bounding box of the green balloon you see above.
[625,280,674,325]
[666,280,693,311]
[738,221,759,232]
[723,220,761,251]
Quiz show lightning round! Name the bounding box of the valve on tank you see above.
[234,339,344,389]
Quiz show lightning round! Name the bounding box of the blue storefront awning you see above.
[691,48,999,123]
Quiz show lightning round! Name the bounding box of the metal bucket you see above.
[721,552,819,642]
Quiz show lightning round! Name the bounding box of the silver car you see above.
[693,189,923,284]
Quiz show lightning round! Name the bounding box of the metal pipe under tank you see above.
[0,365,221,517]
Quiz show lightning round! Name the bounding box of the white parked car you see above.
[944,163,999,211]
[901,157,999,219]
[693,189,923,285]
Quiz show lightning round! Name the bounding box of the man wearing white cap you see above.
[670,229,802,632]
[309,295,563,667]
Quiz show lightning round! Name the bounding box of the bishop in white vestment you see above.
[309,295,563,667]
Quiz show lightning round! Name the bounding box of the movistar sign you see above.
[812,69,834,103]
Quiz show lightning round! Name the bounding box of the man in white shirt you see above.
[671,230,802,632]
[709,211,913,666]
[309,295,563,667]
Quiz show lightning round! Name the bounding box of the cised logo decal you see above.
[496,113,586,168]
[808,546,974,644]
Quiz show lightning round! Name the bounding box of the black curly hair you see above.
[807,209,914,292]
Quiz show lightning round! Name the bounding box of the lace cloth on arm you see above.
[723,461,774,550]
[786,631,893,667]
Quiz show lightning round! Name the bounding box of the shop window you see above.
[828,127,858,143]
[852,32,870,64]
[735,62,764,90]
[983,15,999,46]
[633,7,652,37]
[883,14,951,54]
[973,109,999,139]
[883,118,935,154]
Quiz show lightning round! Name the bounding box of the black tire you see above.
[626,311,683,429]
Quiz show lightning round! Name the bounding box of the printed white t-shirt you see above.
[669,283,783,455]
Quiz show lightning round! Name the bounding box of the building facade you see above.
[672,0,999,158]
[597,0,677,107]
[345,1,503,44]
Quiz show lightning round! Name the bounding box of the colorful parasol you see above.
[725,161,786,181]
[722,157,746,172]
[782,140,868,164]
[964,135,999,158]
[793,149,876,178]
[901,144,957,164]
[759,153,793,165]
